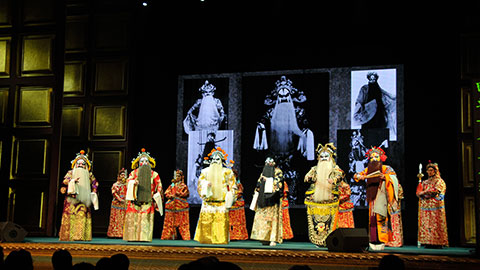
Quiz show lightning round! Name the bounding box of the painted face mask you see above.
[211,154,223,165]
[369,152,380,162]
[76,159,86,168]
[319,151,330,161]
[139,157,150,166]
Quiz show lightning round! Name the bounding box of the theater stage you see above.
[1,237,479,270]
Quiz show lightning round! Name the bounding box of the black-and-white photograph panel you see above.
[186,130,234,204]
[241,73,329,205]
[337,128,389,208]
[351,69,397,141]
[182,79,229,137]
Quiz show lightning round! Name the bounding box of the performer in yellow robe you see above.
[354,146,398,251]
[304,143,343,246]
[123,149,163,242]
[194,147,237,244]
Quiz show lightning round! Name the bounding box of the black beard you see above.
[136,164,152,203]
[262,165,275,178]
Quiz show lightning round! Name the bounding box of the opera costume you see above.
[107,168,128,238]
[194,147,237,244]
[123,149,163,242]
[304,143,343,246]
[250,157,284,246]
[228,169,249,240]
[416,162,448,247]
[161,169,191,240]
[183,80,226,134]
[281,184,294,240]
[386,183,404,247]
[59,150,99,241]
[354,147,399,250]
[337,180,355,229]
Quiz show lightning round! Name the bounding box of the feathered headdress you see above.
[204,146,235,167]
[365,146,387,162]
[71,150,92,171]
[131,148,156,170]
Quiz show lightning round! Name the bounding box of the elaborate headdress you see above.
[426,161,440,176]
[204,146,235,167]
[365,146,387,162]
[275,76,295,92]
[117,168,127,182]
[71,150,92,171]
[172,169,184,183]
[316,143,337,159]
[118,168,127,177]
[131,148,156,170]
[199,80,216,93]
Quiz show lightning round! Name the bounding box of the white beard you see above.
[197,95,220,130]
[72,167,92,207]
[208,163,224,201]
[313,160,334,202]
[270,101,303,154]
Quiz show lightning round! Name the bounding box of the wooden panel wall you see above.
[60,0,134,236]
[0,0,65,236]
[460,33,480,249]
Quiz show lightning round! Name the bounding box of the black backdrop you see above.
[126,0,477,245]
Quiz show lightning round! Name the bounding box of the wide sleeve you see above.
[177,182,189,199]
[304,167,316,183]
[111,183,123,202]
[274,168,284,191]
[331,166,345,185]
[90,173,98,193]
[60,170,73,195]
[164,185,174,200]
[197,170,208,197]
[353,168,368,182]
[153,172,163,200]
[383,166,396,204]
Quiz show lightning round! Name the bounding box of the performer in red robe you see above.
[282,184,294,240]
[161,169,191,240]
[59,150,99,241]
[107,168,128,238]
[228,169,249,240]
[123,149,163,242]
[337,180,355,228]
[416,162,448,247]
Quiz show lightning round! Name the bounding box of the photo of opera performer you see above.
[183,79,227,135]
[245,73,329,205]
[187,130,234,204]
[351,69,397,141]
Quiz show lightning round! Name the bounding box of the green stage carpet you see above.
[23,237,476,257]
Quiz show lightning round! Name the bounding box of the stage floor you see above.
[1,237,479,270]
